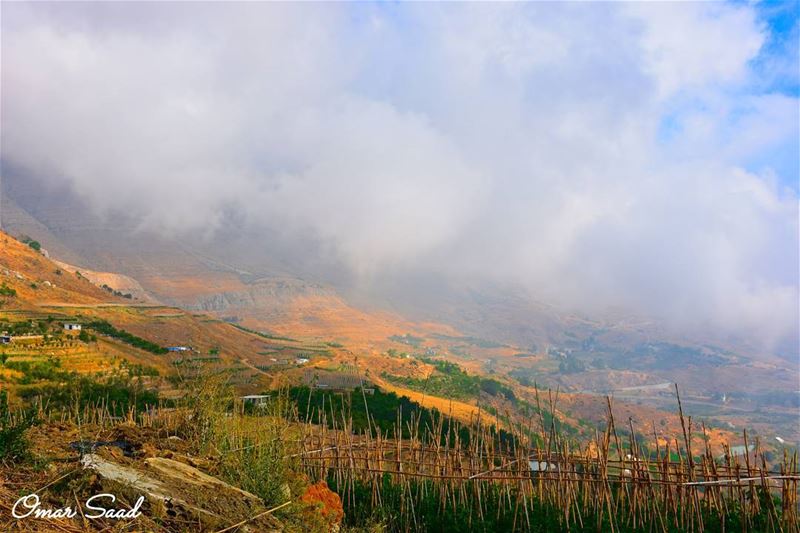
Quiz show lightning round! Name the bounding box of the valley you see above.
[1,227,795,454]
[0,225,797,532]
[0,184,796,531]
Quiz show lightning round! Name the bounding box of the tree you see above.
[21,237,41,251]
[0,284,16,297]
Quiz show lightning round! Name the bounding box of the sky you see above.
[1,1,798,353]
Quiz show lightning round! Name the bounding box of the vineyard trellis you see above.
[295,385,799,532]
[8,382,799,532]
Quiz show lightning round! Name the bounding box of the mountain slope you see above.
[0,230,119,306]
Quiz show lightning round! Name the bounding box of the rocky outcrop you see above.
[81,453,282,531]
[181,278,335,313]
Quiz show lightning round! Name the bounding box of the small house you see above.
[0,335,11,344]
[167,346,191,352]
[295,357,310,365]
[240,395,271,409]
[529,460,556,472]
[63,323,82,335]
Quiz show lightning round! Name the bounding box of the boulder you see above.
[82,453,281,531]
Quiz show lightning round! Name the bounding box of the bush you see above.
[18,374,161,417]
[221,440,292,504]
[175,384,327,530]
[479,378,516,401]
[0,283,16,297]
[6,357,71,384]
[0,391,38,463]
[25,239,41,252]
[383,359,491,401]
[86,320,168,354]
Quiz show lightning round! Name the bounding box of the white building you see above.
[240,395,271,408]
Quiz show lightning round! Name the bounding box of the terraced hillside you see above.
[1,230,790,460]
[0,232,356,406]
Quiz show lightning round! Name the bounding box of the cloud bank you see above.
[2,2,798,352]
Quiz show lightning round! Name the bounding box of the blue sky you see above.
[755,0,799,94]
[748,0,799,188]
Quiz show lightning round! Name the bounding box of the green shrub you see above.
[0,391,38,463]
[18,374,161,417]
[382,359,488,401]
[86,320,168,354]
[6,357,71,384]
[0,283,16,297]
[479,378,516,401]
[25,239,41,252]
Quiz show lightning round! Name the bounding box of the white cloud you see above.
[625,2,764,97]
[1,2,797,352]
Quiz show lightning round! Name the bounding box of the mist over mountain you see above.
[1,2,798,358]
